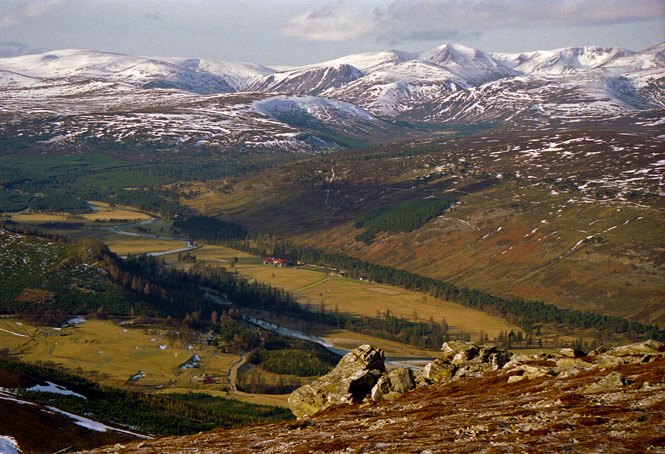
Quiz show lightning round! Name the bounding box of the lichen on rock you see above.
[289,344,385,419]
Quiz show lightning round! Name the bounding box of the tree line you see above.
[237,235,665,341]
[354,197,457,243]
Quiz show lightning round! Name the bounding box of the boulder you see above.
[477,345,498,360]
[594,354,625,366]
[507,374,527,384]
[583,372,627,393]
[556,366,582,379]
[420,359,457,384]
[455,363,492,378]
[559,348,586,358]
[490,351,512,370]
[587,345,612,357]
[606,340,664,357]
[289,344,385,419]
[371,367,415,401]
[556,358,594,369]
[517,364,555,380]
[441,341,479,362]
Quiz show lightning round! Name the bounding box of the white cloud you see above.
[283,0,664,43]
[283,6,377,42]
[0,0,65,28]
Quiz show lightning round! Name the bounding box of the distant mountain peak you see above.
[493,46,634,75]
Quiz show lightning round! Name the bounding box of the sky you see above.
[0,0,663,65]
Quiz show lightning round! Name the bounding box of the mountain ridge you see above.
[0,42,662,152]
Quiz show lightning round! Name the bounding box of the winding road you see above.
[107,217,200,257]
[228,352,251,393]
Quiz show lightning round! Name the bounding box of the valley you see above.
[0,37,663,453]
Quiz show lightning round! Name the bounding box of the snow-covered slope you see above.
[253,95,376,122]
[163,58,274,91]
[249,64,364,95]
[315,50,417,74]
[602,42,665,72]
[322,60,465,115]
[492,46,633,75]
[0,42,662,153]
[0,50,234,94]
[251,95,414,141]
[420,44,516,84]
[257,44,516,116]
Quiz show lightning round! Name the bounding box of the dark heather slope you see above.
[82,354,665,453]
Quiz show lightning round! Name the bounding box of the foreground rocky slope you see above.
[84,341,665,453]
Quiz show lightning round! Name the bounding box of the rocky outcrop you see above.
[370,367,415,402]
[288,344,386,419]
[504,340,665,383]
[291,340,665,421]
[418,341,512,385]
[88,341,665,454]
[289,344,422,417]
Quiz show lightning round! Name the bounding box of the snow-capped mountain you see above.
[492,46,633,75]
[322,60,465,116]
[163,58,274,91]
[420,44,516,84]
[0,42,662,153]
[248,64,364,95]
[254,45,516,115]
[314,50,418,74]
[0,50,237,94]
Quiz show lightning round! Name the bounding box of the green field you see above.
[0,317,240,390]
[164,244,519,340]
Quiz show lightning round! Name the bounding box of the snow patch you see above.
[0,436,21,454]
[66,316,86,326]
[252,95,377,121]
[0,328,28,338]
[180,354,201,369]
[26,381,86,399]
[45,406,151,438]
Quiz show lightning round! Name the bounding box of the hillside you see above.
[189,122,664,328]
[81,341,665,453]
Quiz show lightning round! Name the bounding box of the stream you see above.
[242,316,436,369]
[101,209,435,369]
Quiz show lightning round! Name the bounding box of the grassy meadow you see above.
[0,317,240,391]
[164,244,519,340]
[102,234,187,256]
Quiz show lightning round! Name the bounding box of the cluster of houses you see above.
[191,374,218,384]
[263,257,299,267]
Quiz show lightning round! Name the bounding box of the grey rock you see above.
[477,345,498,360]
[594,354,625,366]
[371,367,415,401]
[583,371,627,393]
[507,374,527,384]
[289,344,385,419]
[490,351,512,370]
[556,357,594,369]
[559,347,586,358]
[422,359,457,384]
[455,363,492,378]
[588,345,612,356]
[519,364,555,379]
[441,341,479,362]
[607,340,664,357]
